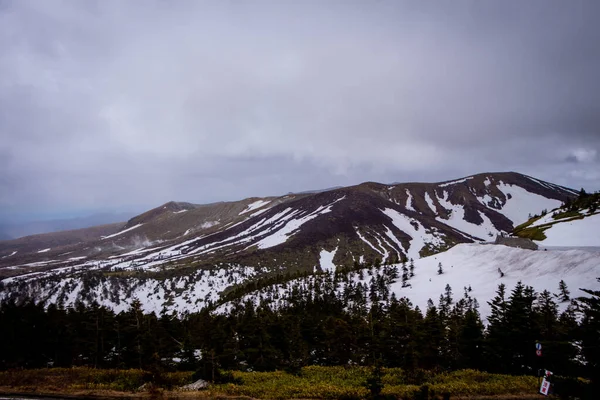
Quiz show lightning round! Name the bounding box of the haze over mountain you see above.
[0,212,137,240]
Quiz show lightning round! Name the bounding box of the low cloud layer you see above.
[1,1,599,221]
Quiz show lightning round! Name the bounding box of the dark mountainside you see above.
[0,171,576,278]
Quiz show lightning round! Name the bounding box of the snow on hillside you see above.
[217,243,600,321]
[495,183,562,225]
[319,248,337,272]
[1,264,259,315]
[405,189,415,211]
[240,200,271,215]
[439,177,474,187]
[101,223,143,240]
[389,243,600,320]
[538,213,600,247]
[436,191,498,240]
[382,208,444,260]
[3,242,598,320]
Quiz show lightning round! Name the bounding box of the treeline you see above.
[0,277,599,387]
[561,188,599,214]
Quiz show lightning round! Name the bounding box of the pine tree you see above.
[578,279,600,388]
[558,280,570,302]
[485,283,509,372]
[401,264,409,287]
[437,262,443,275]
[503,282,538,374]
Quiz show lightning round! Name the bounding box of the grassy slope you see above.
[513,209,597,241]
[0,367,541,399]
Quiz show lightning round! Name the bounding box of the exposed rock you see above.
[180,378,209,391]
[494,235,538,250]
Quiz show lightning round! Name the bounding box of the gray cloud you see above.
[1,0,600,221]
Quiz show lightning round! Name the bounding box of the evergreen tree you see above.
[485,284,509,372]
[579,279,600,388]
[401,264,409,287]
[420,301,443,369]
[558,280,570,302]
[437,262,443,275]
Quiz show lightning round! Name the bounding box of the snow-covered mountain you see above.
[1,171,596,320]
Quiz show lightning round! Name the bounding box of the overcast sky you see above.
[1,1,599,222]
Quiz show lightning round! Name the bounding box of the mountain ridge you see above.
[0,171,576,277]
[2,170,597,319]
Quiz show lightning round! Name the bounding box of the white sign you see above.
[540,377,550,395]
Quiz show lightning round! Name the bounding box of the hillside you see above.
[2,171,595,319]
[0,172,576,277]
[514,190,600,246]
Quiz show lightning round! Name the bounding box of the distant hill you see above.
[0,212,136,239]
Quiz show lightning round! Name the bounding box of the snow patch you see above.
[436,191,498,240]
[539,213,600,246]
[101,224,144,240]
[389,243,600,321]
[424,192,437,214]
[254,198,344,249]
[438,177,474,187]
[405,189,415,211]
[240,200,271,215]
[382,208,443,259]
[37,248,51,253]
[319,247,338,272]
[495,183,563,226]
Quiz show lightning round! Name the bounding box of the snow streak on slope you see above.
[382,208,443,259]
[101,224,143,240]
[405,190,415,211]
[438,177,474,187]
[356,230,384,255]
[496,183,562,225]
[436,191,499,240]
[539,213,600,246]
[389,243,600,320]
[254,197,345,249]
[526,175,578,195]
[424,192,437,214]
[240,200,271,215]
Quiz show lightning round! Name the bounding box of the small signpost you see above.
[539,370,553,396]
[536,342,542,357]
[540,377,551,395]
